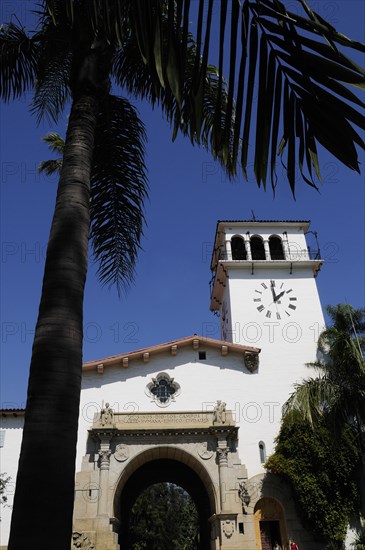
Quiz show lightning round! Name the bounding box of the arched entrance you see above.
[73,407,250,549]
[118,457,213,548]
[254,497,288,550]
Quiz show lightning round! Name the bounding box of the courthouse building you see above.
[1,220,326,549]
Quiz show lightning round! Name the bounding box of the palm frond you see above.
[112,32,235,176]
[112,0,365,192]
[38,132,64,176]
[284,304,365,448]
[2,0,365,195]
[283,376,342,424]
[41,132,65,154]
[30,22,72,124]
[241,0,365,189]
[38,159,63,176]
[90,95,148,294]
[0,23,38,101]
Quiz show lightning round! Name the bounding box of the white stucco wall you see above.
[0,416,23,545]
[76,342,306,480]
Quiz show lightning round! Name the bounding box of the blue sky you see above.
[1,1,364,407]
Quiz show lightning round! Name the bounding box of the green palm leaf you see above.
[38,132,65,176]
[90,95,148,294]
[41,132,65,155]
[31,26,72,124]
[38,158,63,176]
[38,102,148,296]
[5,0,365,192]
[283,305,365,461]
[0,23,38,100]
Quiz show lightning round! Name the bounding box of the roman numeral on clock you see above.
[257,305,264,312]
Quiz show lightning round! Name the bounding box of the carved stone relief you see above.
[99,402,114,426]
[222,519,234,538]
[244,353,259,372]
[198,441,214,460]
[71,531,95,549]
[114,443,129,462]
[212,400,226,424]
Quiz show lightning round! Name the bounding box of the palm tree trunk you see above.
[8,93,99,550]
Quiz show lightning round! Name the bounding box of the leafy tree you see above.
[283,305,365,475]
[265,417,360,548]
[1,2,364,548]
[128,483,199,550]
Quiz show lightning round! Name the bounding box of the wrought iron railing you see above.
[213,247,321,263]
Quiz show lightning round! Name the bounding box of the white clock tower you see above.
[210,220,325,467]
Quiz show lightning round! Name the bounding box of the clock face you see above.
[253,279,298,320]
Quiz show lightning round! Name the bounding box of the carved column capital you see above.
[99,449,111,470]
[217,446,229,465]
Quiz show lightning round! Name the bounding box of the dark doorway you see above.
[260,520,282,550]
[119,459,212,549]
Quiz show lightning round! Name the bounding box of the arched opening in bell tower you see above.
[250,235,266,260]
[115,449,216,550]
[231,235,247,260]
[269,235,285,260]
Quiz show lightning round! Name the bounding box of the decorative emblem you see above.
[146,372,181,407]
[114,444,129,462]
[72,532,95,549]
[198,442,214,460]
[244,352,259,372]
[222,520,234,538]
[212,400,226,424]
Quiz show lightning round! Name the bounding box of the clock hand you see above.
[275,291,285,302]
[270,281,277,300]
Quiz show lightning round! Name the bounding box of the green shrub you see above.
[266,418,360,547]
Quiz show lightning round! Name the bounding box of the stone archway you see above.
[73,408,250,549]
[254,497,288,550]
[117,455,214,548]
